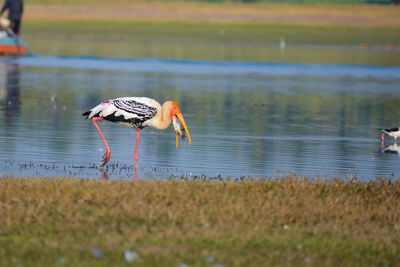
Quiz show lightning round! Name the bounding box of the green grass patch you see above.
[22,20,400,46]
[20,20,400,65]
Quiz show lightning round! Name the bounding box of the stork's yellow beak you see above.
[171,102,192,149]
[174,112,192,148]
[175,131,179,149]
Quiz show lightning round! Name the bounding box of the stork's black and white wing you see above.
[383,127,400,133]
[82,97,159,129]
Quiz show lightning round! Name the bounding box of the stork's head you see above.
[170,102,192,148]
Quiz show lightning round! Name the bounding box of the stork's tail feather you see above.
[379,127,400,134]
[82,110,91,119]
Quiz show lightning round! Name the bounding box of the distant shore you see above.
[18,3,400,65]
[24,2,400,27]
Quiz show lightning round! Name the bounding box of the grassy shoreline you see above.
[11,2,398,65]
[23,2,400,26]
[22,20,400,44]
[21,20,400,65]
[1,177,399,266]
[18,3,400,65]
[22,2,400,45]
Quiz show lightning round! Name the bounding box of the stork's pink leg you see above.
[132,130,141,182]
[92,117,111,166]
[134,130,141,162]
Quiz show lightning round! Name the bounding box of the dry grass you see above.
[0,176,399,266]
[24,2,400,26]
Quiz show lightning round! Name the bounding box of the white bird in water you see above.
[83,97,191,167]
[381,127,400,144]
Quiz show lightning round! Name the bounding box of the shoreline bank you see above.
[24,2,400,27]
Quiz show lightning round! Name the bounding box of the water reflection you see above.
[101,166,137,182]
[101,169,109,181]
[381,144,400,155]
[0,56,400,180]
[0,61,21,126]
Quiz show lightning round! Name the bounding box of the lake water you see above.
[1,55,400,180]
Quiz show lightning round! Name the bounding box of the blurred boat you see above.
[0,18,27,56]
[0,30,26,55]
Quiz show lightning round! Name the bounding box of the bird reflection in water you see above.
[101,169,110,181]
[380,127,400,154]
[381,143,400,155]
[100,162,139,182]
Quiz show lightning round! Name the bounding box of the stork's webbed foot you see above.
[101,150,111,167]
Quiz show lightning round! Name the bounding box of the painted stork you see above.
[381,127,400,144]
[82,97,191,167]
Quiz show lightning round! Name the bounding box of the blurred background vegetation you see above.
[23,0,400,4]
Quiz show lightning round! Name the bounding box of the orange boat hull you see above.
[0,44,26,55]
